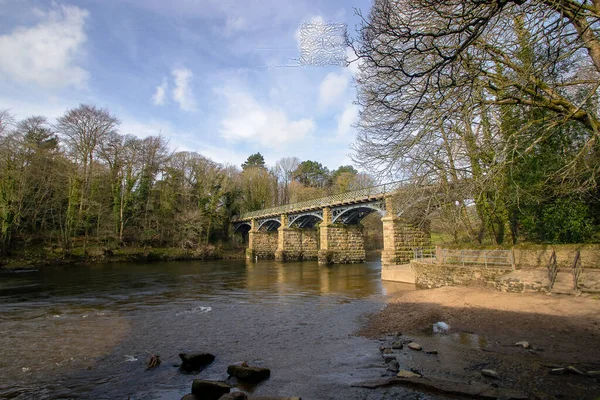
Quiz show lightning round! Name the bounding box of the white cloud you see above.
[318,72,348,109]
[151,78,168,106]
[0,5,89,89]
[337,103,359,137]
[172,67,196,111]
[217,83,315,148]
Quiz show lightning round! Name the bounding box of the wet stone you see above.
[425,350,438,355]
[218,393,247,400]
[383,348,394,354]
[383,354,397,363]
[386,360,400,373]
[180,353,216,372]
[227,364,271,383]
[191,380,231,400]
[407,342,422,351]
[391,341,403,350]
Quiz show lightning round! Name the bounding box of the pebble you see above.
[481,369,500,379]
[391,341,403,350]
[425,350,438,355]
[397,369,421,378]
[383,354,397,363]
[515,341,530,349]
[407,342,422,351]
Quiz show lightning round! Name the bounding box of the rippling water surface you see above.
[0,257,417,399]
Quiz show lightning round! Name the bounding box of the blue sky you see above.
[0,0,372,170]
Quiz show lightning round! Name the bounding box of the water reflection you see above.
[244,260,382,300]
[0,258,415,399]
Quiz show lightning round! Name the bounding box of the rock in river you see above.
[180,353,215,372]
[227,363,271,383]
[391,340,403,350]
[407,342,422,351]
[191,380,231,400]
[386,360,400,373]
[218,393,248,400]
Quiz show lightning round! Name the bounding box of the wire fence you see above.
[414,248,515,269]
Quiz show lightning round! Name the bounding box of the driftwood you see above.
[351,376,528,399]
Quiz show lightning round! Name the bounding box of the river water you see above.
[0,257,425,399]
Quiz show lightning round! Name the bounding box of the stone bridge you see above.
[233,182,432,267]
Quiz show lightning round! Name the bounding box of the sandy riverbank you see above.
[359,286,600,399]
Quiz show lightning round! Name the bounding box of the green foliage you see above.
[241,152,266,170]
[520,198,594,243]
[293,160,330,188]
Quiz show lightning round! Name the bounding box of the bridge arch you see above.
[288,212,323,229]
[331,203,385,225]
[233,222,252,234]
[257,218,281,232]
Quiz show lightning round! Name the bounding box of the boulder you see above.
[191,380,231,400]
[227,364,271,383]
[181,395,199,400]
[180,353,216,372]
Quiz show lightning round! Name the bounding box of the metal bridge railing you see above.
[233,180,407,221]
[415,248,515,269]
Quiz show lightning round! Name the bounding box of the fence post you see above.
[511,248,516,270]
[484,250,487,268]
[461,250,465,267]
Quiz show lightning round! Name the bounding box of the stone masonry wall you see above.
[513,246,600,269]
[275,228,319,261]
[318,224,366,264]
[246,231,278,260]
[411,260,513,289]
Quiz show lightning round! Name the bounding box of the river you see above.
[0,257,427,399]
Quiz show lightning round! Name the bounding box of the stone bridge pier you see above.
[317,207,366,265]
[245,219,278,260]
[381,197,431,266]
[275,215,319,261]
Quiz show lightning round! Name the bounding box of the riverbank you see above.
[0,245,246,270]
[359,286,600,399]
